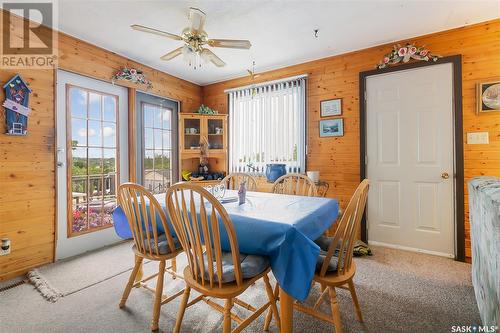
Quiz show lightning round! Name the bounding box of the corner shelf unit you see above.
[179,113,228,183]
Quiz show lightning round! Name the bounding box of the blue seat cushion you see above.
[136,234,181,255]
[202,251,269,283]
[314,235,343,273]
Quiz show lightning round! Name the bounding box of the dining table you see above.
[113,189,339,332]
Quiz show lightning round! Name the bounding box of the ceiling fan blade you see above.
[131,24,182,41]
[201,49,226,67]
[189,7,206,33]
[208,39,251,49]
[160,47,183,61]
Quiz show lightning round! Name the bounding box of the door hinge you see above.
[365,155,368,165]
[364,91,367,102]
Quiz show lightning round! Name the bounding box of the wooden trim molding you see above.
[359,55,465,261]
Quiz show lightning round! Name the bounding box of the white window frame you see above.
[227,75,307,174]
[141,102,173,194]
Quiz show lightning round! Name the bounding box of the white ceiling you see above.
[57,0,500,86]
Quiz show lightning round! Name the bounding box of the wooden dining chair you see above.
[165,183,281,333]
[221,172,258,191]
[117,183,184,332]
[294,179,369,332]
[272,173,318,197]
[316,180,330,198]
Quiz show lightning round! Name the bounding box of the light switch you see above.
[467,132,489,144]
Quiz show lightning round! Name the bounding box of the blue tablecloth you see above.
[113,190,339,301]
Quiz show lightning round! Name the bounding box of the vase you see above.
[265,164,287,183]
[306,171,320,183]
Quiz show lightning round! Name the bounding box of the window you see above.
[228,76,307,173]
[142,102,172,194]
[67,85,119,236]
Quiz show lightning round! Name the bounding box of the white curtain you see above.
[228,76,306,174]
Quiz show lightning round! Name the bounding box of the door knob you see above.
[441,172,450,179]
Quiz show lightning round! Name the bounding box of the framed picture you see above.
[319,118,343,137]
[477,79,500,113]
[320,98,342,117]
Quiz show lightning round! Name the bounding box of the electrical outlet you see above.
[0,238,11,256]
[467,132,489,144]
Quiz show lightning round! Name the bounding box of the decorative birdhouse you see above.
[3,74,32,136]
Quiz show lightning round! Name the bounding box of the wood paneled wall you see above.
[203,19,500,260]
[0,13,202,280]
[57,33,202,113]
[0,67,55,280]
[1,13,498,280]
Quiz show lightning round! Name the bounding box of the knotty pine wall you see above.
[203,19,500,260]
[0,12,202,280]
[1,16,498,279]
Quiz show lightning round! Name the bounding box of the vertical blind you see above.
[227,75,306,174]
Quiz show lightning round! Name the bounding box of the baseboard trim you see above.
[368,241,455,258]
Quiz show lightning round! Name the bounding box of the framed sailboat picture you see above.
[319,118,343,137]
[477,79,500,113]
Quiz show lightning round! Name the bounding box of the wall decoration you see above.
[319,118,343,137]
[376,43,441,69]
[321,98,342,117]
[111,67,153,89]
[196,104,218,115]
[2,74,32,136]
[477,79,500,113]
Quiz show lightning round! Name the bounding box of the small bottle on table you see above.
[238,181,247,205]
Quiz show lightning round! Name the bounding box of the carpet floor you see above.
[27,241,150,297]
[0,244,480,332]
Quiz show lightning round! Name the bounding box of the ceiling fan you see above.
[131,7,252,68]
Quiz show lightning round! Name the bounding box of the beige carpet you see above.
[27,240,153,298]
[0,243,480,332]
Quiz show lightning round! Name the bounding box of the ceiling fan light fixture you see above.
[182,44,203,69]
[181,44,192,55]
[131,7,251,69]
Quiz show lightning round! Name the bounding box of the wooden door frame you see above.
[359,55,464,261]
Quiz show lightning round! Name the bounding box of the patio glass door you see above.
[56,70,128,260]
[68,85,119,236]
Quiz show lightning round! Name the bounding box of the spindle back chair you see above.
[293,179,370,333]
[221,172,258,191]
[117,182,184,331]
[272,173,318,197]
[166,183,280,333]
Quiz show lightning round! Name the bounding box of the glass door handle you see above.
[57,147,65,168]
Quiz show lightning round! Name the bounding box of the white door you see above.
[366,63,455,257]
[56,70,128,260]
